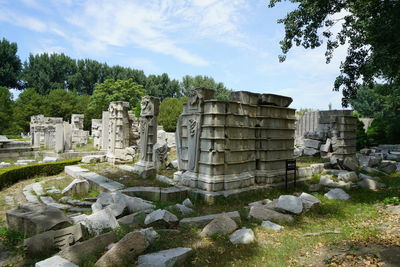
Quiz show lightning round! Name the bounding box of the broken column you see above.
[100,111,110,151]
[133,96,160,178]
[71,114,89,146]
[91,119,102,149]
[106,101,132,163]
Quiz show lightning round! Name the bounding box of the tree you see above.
[42,89,81,121]
[12,88,44,133]
[349,83,400,144]
[0,87,13,133]
[89,79,145,119]
[0,38,22,88]
[22,53,76,95]
[158,97,187,132]
[180,75,231,100]
[145,73,182,100]
[268,0,400,106]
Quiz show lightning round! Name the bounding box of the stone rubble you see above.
[229,228,255,244]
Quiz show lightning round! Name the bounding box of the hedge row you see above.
[0,158,81,189]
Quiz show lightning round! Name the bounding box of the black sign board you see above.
[285,159,297,190]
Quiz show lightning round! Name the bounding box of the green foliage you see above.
[181,75,231,100]
[158,97,187,132]
[268,0,400,106]
[0,86,12,133]
[383,197,400,205]
[145,73,182,100]
[350,84,400,144]
[355,118,369,149]
[89,79,145,119]
[42,89,81,121]
[0,226,24,250]
[296,108,312,115]
[0,38,22,88]
[0,158,81,189]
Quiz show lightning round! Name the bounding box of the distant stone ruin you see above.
[91,119,102,149]
[295,110,357,158]
[175,88,295,192]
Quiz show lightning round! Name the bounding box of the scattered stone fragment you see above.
[6,203,72,235]
[94,231,149,267]
[179,211,241,227]
[136,227,160,244]
[118,212,145,227]
[319,176,351,189]
[299,192,321,211]
[59,232,117,264]
[138,247,193,267]
[200,213,238,237]
[82,208,119,235]
[182,198,194,208]
[35,255,78,267]
[170,160,179,169]
[229,228,255,244]
[62,179,90,196]
[40,196,71,210]
[310,163,324,174]
[261,220,284,231]
[248,206,294,223]
[167,204,193,216]
[359,173,380,181]
[338,171,358,182]
[124,195,156,213]
[378,160,397,174]
[358,178,386,190]
[81,154,106,163]
[144,209,179,228]
[248,199,271,207]
[343,157,359,171]
[276,195,303,214]
[42,156,59,163]
[324,188,350,201]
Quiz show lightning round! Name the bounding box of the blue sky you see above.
[0,0,348,109]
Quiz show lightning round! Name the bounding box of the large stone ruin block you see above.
[71,114,89,145]
[30,115,63,149]
[91,119,102,149]
[175,88,295,192]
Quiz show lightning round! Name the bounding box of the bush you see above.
[158,97,187,132]
[356,118,369,149]
[0,158,81,189]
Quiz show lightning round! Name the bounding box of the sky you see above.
[0,0,348,110]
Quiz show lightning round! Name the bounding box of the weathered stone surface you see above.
[248,206,294,223]
[358,178,386,190]
[338,171,358,182]
[276,195,303,214]
[297,167,312,178]
[24,224,83,257]
[43,156,58,163]
[35,255,78,267]
[144,209,179,228]
[248,199,272,207]
[294,147,303,157]
[170,160,179,169]
[343,157,359,171]
[160,187,188,202]
[310,163,324,174]
[59,232,117,264]
[299,192,320,210]
[6,203,71,236]
[64,166,89,179]
[182,198,194,208]
[304,139,321,149]
[261,220,284,231]
[378,160,397,174]
[319,176,351,189]
[138,247,193,267]
[80,172,125,192]
[303,147,319,156]
[167,204,193,216]
[200,213,238,237]
[179,211,241,227]
[118,212,145,227]
[94,231,149,267]
[62,179,89,196]
[136,227,160,244]
[40,196,71,210]
[229,228,255,244]
[82,209,119,235]
[156,174,175,185]
[81,155,106,163]
[359,173,380,181]
[324,188,350,201]
[320,138,332,152]
[124,195,156,213]
[308,183,321,192]
[121,187,161,201]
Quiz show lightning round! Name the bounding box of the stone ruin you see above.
[94,101,140,163]
[174,88,295,192]
[295,110,357,158]
[133,96,161,177]
[30,114,89,153]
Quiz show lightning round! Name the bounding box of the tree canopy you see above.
[0,38,22,89]
[180,75,231,100]
[268,0,400,106]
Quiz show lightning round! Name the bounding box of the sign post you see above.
[285,159,297,190]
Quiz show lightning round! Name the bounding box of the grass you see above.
[73,139,98,152]
[296,156,330,168]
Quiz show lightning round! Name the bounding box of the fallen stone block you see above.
[166,204,193,216]
[248,206,294,223]
[81,155,106,164]
[261,220,284,231]
[324,188,350,201]
[64,166,89,179]
[338,171,358,182]
[59,232,117,264]
[118,212,146,227]
[94,231,149,267]
[136,227,159,244]
[138,247,193,267]
[200,213,238,237]
[80,172,124,192]
[378,160,397,174]
[304,139,321,149]
[343,157,359,171]
[6,203,71,236]
[82,209,119,235]
[160,187,188,202]
[35,255,78,267]
[276,195,303,214]
[182,198,194,208]
[310,163,325,174]
[179,211,241,228]
[62,179,90,196]
[303,147,319,156]
[299,192,320,211]
[144,209,178,228]
[42,157,58,163]
[121,187,161,201]
[229,228,255,244]
[358,178,386,190]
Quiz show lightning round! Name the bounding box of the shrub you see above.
[0,158,81,189]
[158,97,187,132]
